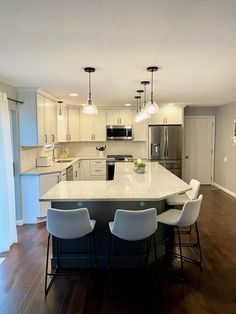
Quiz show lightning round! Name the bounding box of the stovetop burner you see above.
[107,154,133,161]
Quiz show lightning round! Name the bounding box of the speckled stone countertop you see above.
[21,156,106,176]
[40,162,190,202]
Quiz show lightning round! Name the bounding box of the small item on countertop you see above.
[96,145,106,157]
[96,145,106,151]
[134,158,146,173]
[36,156,52,167]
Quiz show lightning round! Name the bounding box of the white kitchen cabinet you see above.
[79,159,106,181]
[60,169,67,181]
[148,107,183,125]
[73,161,80,181]
[21,172,60,224]
[67,108,80,141]
[80,110,106,141]
[106,109,132,125]
[132,110,147,141]
[57,106,80,142]
[18,88,58,146]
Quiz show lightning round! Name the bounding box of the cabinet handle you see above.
[94,134,95,140]
[57,175,60,183]
[74,171,77,177]
[51,134,55,142]
[44,134,47,143]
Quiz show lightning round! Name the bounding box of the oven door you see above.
[106,126,133,140]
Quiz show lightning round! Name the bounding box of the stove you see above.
[106,154,133,162]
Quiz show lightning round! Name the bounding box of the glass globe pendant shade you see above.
[134,112,142,123]
[82,102,98,114]
[146,100,159,114]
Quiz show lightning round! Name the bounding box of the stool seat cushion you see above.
[156,209,181,226]
[166,194,190,206]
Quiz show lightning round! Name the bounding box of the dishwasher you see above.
[66,166,73,181]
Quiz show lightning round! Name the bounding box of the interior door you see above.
[184,116,215,184]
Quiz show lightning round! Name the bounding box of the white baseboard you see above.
[212,182,236,198]
[16,219,24,226]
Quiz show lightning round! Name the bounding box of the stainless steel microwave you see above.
[106,125,133,140]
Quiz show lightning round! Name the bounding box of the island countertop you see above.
[40,162,190,202]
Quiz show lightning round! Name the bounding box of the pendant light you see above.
[134,95,141,123]
[57,100,63,120]
[146,66,159,114]
[82,67,98,114]
[140,81,151,120]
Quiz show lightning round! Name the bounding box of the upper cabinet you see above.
[148,107,184,125]
[80,109,106,141]
[18,89,58,146]
[132,110,147,141]
[107,109,132,125]
[57,106,80,142]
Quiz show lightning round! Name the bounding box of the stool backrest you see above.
[112,208,157,241]
[177,194,203,227]
[186,179,200,200]
[47,208,93,239]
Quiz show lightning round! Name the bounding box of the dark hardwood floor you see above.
[1,188,236,314]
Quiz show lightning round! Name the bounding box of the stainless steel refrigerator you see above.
[148,125,182,177]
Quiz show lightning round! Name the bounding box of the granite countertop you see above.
[21,156,107,176]
[40,162,190,202]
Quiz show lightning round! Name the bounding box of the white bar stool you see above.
[157,195,203,280]
[166,179,200,206]
[108,208,158,293]
[45,208,96,295]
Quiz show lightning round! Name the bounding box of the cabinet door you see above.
[93,110,106,141]
[68,108,80,141]
[40,173,60,217]
[37,94,46,145]
[119,110,133,125]
[57,104,68,142]
[43,97,52,144]
[79,160,90,180]
[79,111,93,141]
[132,110,147,141]
[164,107,183,124]
[107,110,120,125]
[89,175,106,181]
[50,100,58,144]
[73,161,80,181]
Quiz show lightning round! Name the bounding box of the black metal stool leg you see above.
[195,222,203,265]
[177,227,184,280]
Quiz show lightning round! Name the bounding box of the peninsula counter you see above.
[40,162,190,267]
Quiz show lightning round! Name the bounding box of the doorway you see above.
[9,102,22,224]
[184,116,215,184]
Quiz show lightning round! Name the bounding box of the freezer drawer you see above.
[158,160,182,178]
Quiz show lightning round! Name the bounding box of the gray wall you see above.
[184,106,217,116]
[214,102,236,194]
[0,80,17,99]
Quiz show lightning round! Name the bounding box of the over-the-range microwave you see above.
[106,125,133,140]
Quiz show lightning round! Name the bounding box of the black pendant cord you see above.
[88,72,92,105]
[151,71,154,103]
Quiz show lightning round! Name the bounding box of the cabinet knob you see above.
[44,134,47,143]
[52,134,55,142]
[185,156,189,159]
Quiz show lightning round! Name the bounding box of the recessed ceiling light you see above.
[81,103,86,106]
[124,103,131,107]
[69,93,79,97]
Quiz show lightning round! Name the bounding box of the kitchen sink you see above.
[55,159,73,163]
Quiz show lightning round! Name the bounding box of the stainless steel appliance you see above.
[66,165,73,181]
[149,125,182,177]
[106,125,133,140]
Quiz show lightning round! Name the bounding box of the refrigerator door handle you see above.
[164,126,167,157]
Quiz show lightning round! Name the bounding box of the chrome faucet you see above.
[52,145,65,162]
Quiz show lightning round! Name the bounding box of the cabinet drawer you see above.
[90,160,106,167]
[90,167,106,176]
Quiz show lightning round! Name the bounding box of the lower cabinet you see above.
[80,159,106,181]
[21,172,60,224]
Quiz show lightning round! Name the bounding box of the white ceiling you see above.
[0,0,236,107]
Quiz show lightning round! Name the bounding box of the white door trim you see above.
[184,116,215,184]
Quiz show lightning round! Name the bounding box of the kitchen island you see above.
[40,162,190,267]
